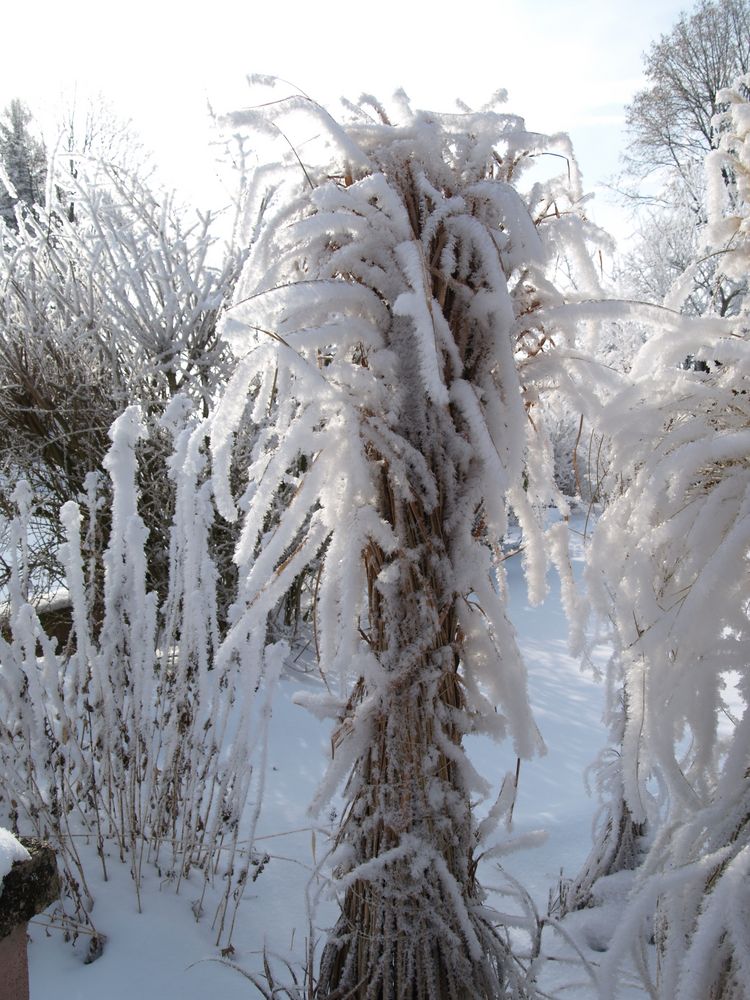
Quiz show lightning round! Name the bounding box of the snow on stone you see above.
[0,827,30,886]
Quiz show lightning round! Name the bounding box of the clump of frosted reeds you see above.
[0,404,273,952]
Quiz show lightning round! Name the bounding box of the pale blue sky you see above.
[3,0,689,243]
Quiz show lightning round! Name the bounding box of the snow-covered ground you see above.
[24,521,622,999]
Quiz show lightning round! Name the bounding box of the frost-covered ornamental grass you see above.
[210,84,602,998]
[576,74,750,1000]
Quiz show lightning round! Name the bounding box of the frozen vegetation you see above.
[0,11,749,996]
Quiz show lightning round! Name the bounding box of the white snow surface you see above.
[23,514,634,999]
[0,826,30,885]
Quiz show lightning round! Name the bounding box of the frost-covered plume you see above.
[213,84,601,998]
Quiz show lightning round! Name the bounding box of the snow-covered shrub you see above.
[0,159,241,613]
[543,315,646,502]
[543,393,614,503]
[0,406,267,953]
[579,75,750,999]
[211,84,602,997]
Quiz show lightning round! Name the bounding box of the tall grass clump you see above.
[211,83,603,998]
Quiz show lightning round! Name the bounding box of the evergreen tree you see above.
[0,99,46,227]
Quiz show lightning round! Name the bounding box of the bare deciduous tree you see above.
[624,0,750,197]
[619,1,750,322]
